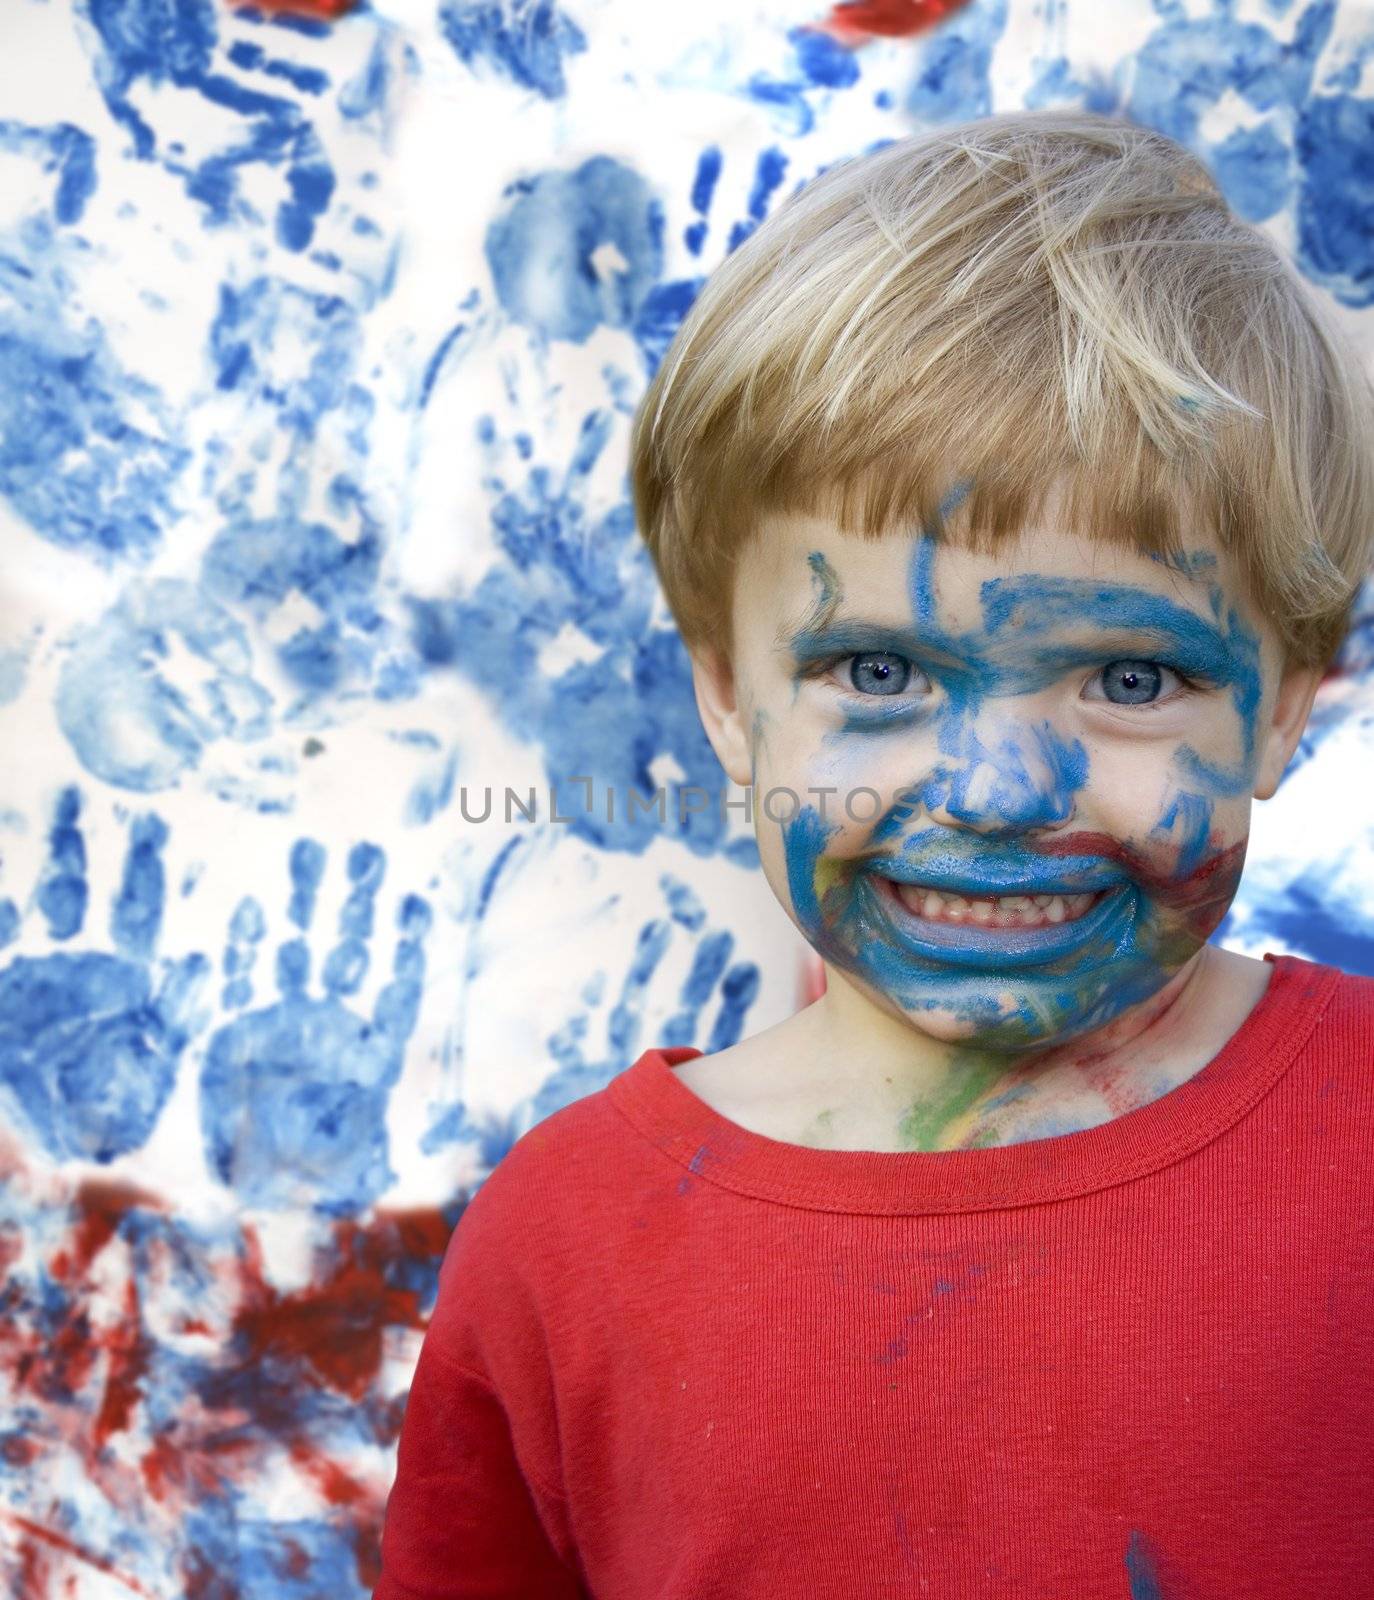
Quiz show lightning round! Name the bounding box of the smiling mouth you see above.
[878,876,1104,930]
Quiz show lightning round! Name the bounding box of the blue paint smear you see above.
[634,277,704,376]
[339,34,391,120]
[690,146,723,216]
[1025,55,1118,117]
[747,146,789,222]
[742,27,860,138]
[906,0,1009,124]
[1124,1529,1165,1600]
[80,0,341,250]
[226,39,330,96]
[0,119,98,224]
[419,320,468,408]
[741,76,818,139]
[276,132,336,252]
[539,916,756,1118]
[200,841,431,1213]
[208,274,365,431]
[1246,873,1374,976]
[0,798,208,1162]
[660,873,708,932]
[180,1510,365,1600]
[0,222,189,563]
[36,786,89,942]
[57,578,273,791]
[1126,0,1337,224]
[1210,119,1290,221]
[685,145,722,256]
[0,644,27,706]
[605,918,673,1064]
[438,0,587,100]
[789,26,860,90]
[1295,92,1374,306]
[662,929,733,1045]
[79,0,219,159]
[1130,0,1333,146]
[709,962,762,1050]
[201,515,383,694]
[485,156,665,344]
[407,420,732,859]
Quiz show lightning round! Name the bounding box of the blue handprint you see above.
[200,836,432,1215]
[0,786,209,1162]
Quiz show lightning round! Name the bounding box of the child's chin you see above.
[902,1004,1087,1054]
[871,972,1164,1055]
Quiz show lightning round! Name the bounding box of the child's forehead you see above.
[749,508,1236,615]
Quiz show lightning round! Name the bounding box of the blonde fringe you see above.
[631,110,1374,668]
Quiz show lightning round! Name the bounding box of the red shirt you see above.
[374,954,1374,1598]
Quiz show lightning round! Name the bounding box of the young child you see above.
[374,110,1374,1597]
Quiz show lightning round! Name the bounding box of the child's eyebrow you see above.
[777,617,964,667]
[777,582,1251,686]
[974,577,1248,679]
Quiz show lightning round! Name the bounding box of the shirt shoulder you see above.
[1304,959,1374,1052]
[1272,958,1374,1138]
[452,1068,649,1255]
[426,1062,663,1368]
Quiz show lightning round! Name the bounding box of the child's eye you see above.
[841,652,931,697]
[1084,659,1186,706]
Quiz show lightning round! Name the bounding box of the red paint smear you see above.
[50,1178,164,1284]
[0,1510,156,1598]
[1,1435,39,1468]
[94,1274,153,1450]
[0,1224,22,1278]
[4,1169,452,1599]
[226,0,359,17]
[1032,831,1247,938]
[233,1208,451,1401]
[290,1439,368,1510]
[819,0,973,43]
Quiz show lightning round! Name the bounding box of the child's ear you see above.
[1253,658,1324,801]
[689,645,753,788]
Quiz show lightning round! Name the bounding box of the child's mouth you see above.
[878,876,1103,930]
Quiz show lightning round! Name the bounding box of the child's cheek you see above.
[748,689,907,828]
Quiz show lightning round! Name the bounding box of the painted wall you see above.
[0,0,1370,1593]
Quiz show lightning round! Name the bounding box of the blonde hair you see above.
[630,110,1374,668]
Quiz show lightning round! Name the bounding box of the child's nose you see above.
[917,716,1087,836]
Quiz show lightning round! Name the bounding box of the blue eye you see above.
[1098,659,1167,705]
[846,653,925,696]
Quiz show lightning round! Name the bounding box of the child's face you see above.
[694,502,1321,1051]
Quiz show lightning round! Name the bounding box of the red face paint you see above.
[1031,830,1248,940]
[819,0,974,42]
[226,0,359,18]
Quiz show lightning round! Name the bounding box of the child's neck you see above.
[688,946,1274,1153]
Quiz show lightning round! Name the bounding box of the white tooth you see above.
[921,891,943,918]
[1031,893,1052,909]
[1047,896,1066,923]
[945,894,968,912]
[1002,896,1032,911]
[970,900,993,924]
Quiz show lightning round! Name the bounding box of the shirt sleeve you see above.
[373,1335,586,1599]
[373,1164,587,1600]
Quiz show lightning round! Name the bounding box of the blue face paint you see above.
[777,533,1261,1048]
